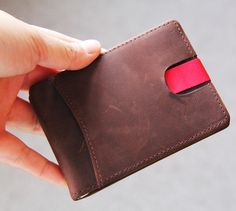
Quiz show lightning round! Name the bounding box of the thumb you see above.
[33,30,101,70]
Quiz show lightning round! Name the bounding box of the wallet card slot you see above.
[29,79,98,200]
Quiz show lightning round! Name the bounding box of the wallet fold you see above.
[29,20,230,200]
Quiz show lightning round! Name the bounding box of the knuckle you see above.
[29,27,47,64]
[38,160,49,177]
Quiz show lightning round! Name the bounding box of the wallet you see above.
[29,20,230,200]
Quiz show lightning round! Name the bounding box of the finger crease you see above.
[38,160,49,177]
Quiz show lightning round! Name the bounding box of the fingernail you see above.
[82,39,101,54]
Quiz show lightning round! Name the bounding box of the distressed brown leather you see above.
[29,20,230,200]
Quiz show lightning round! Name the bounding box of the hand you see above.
[0,11,101,186]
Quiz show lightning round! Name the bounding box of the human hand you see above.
[0,11,101,186]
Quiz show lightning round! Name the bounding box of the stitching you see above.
[72,119,229,199]
[104,20,176,55]
[173,21,194,57]
[54,84,103,187]
[103,116,228,183]
[55,20,229,196]
[56,20,177,194]
[30,81,99,197]
[100,21,229,184]
[207,83,227,116]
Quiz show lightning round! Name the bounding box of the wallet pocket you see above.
[29,79,97,198]
[30,20,230,200]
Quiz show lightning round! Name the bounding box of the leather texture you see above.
[29,20,230,200]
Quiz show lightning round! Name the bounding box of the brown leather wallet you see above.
[29,20,230,200]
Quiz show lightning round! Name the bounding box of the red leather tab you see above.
[165,58,210,94]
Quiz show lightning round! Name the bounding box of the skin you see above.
[0,10,101,186]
